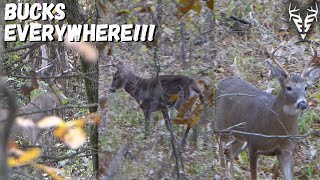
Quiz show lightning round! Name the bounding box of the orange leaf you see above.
[8,141,18,150]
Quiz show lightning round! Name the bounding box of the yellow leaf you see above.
[32,163,66,180]
[8,148,41,167]
[63,128,87,149]
[37,116,64,128]
[54,123,68,138]
[67,119,86,128]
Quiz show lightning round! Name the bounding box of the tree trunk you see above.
[62,0,99,176]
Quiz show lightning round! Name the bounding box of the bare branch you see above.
[17,103,98,116]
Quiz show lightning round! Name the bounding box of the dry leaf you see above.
[37,116,64,128]
[87,113,100,125]
[206,0,214,10]
[16,117,36,128]
[53,123,69,138]
[32,163,66,180]
[63,128,87,149]
[177,96,198,117]
[64,34,98,62]
[169,93,180,103]
[172,118,192,125]
[66,119,86,128]
[8,148,41,167]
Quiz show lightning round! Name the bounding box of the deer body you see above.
[11,88,63,145]
[110,68,201,143]
[214,46,320,180]
[215,77,299,179]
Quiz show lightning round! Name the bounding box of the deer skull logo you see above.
[289,3,318,40]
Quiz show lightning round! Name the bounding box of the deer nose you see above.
[109,88,116,93]
[297,101,308,110]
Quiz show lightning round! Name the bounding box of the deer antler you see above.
[272,46,290,77]
[302,45,317,77]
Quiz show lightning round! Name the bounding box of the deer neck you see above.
[124,74,145,101]
[271,90,299,134]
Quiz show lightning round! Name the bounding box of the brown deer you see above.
[109,67,201,145]
[214,46,320,179]
[11,84,64,145]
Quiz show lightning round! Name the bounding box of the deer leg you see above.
[161,109,170,130]
[248,146,258,180]
[278,150,293,180]
[225,140,247,160]
[143,109,151,136]
[217,135,226,168]
[191,125,198,146]
[162,109,182,177]
[180,126,191,148]
[224,140,247,179]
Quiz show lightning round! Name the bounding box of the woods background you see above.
[1,0,320,179]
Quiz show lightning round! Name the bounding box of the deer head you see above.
[267,45,319,112]
[109,67,130,93]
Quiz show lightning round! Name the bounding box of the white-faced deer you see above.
[109,67,201,145]
[214,46,320,179]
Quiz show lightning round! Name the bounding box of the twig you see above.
[17,103,98,116]
[4,42,46,54]
[6,72,97,80]
[215,129,320,139]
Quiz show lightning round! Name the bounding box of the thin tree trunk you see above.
[61,0,99,177]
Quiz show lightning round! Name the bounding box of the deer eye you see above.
[305,86,308,91]
[286,86,292,91]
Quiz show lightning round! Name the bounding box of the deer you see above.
[214,46,320,180]
[10,83,65,146]
[109,67,202,146]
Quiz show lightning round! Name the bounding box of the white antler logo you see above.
[289,3,318,40]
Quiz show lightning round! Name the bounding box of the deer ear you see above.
[304,67,320,84]
[266,61,288,81]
